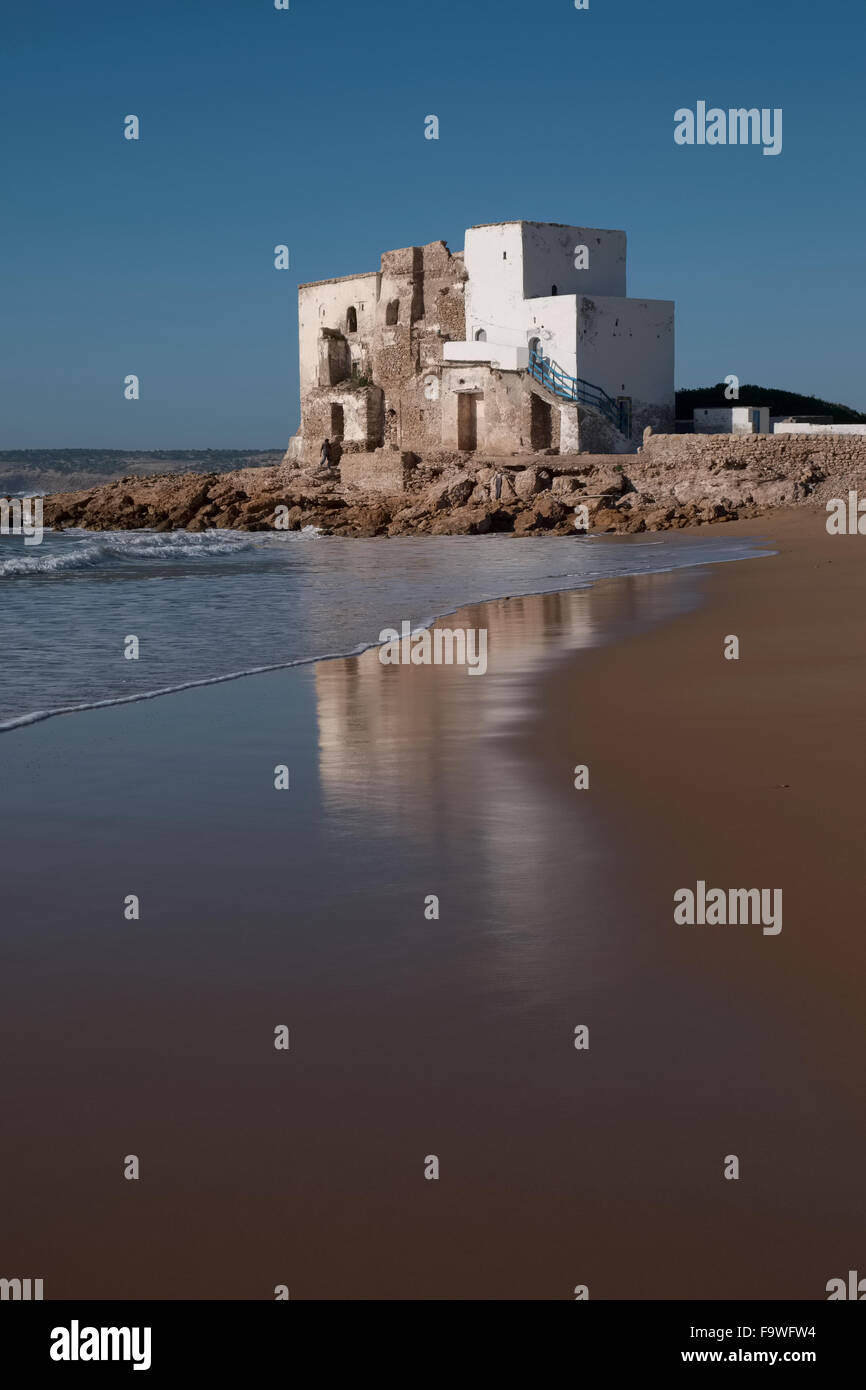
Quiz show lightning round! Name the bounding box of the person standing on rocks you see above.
[320,439,332,469]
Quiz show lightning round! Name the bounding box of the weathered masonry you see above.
[285,221,675,468]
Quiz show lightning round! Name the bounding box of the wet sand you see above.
[525,506,866,1299]
[0,507,862,1299]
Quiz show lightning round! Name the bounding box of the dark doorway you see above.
[530,394,553,450]
[330,403,344,439]
[346,307,357,333]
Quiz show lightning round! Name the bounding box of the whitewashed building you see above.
[694,405,770,435]
[286,220,675,466]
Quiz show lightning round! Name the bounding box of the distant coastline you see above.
[33,428,866,538]
[0,448,283,495]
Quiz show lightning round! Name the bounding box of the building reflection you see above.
[311,572,698,999]
[314,572,695,829]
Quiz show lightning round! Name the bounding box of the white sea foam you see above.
[0,637,387,733]
[0,529,257,577]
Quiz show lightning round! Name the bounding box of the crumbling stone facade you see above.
[287,240,468,466]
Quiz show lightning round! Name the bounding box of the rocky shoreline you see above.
[41,435,860,538]
[38,456,749,539]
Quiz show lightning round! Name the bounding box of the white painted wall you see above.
[443,341,528,369]
[525,295,579,379]
[520,222,626,299]
[577,296,674,413]
[695,406,769,434]
[463,222,628,380]
[463,223,529,351]
[772,421,866,435]
[298,272,379,394]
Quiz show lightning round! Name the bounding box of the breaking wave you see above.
[0,529,258,578]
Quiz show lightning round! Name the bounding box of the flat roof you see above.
[298,269,379,290]
[468,220,624,234]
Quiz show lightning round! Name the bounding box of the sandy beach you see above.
[1,507,862,1300]
[527,506,866,1298]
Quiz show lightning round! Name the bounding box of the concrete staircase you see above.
[524,368,635,456]
[528,349,632,439]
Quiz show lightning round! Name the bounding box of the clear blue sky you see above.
[2,0,864,447]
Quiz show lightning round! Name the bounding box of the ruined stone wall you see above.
[374,246,417,388]
[635,432,866,509]
[339,451,416,494]
[292,241,469,466]
[318,330,351,387]
[298,384,385,462]
[371,241,466,455]
[297,272,379,396]
[483,371,532,453]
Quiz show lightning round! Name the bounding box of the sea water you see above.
[0,527,771,730]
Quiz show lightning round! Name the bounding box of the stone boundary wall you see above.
[641,431,866,472]
[636,432,866,509]
[338,451,415,495]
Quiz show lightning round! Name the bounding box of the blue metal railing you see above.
[528,349,631,437]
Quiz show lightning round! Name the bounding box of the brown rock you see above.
[425,473,475,511]
[590,507,622,532]
[529,494,568,528]
[512,468,550,501]
[429,505,493,535]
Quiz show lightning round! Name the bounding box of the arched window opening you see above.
[474,329,487,342]
[346,306,357,333]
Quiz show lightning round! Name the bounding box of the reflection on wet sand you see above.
[313,575,703,1005]
[315,573,699,824]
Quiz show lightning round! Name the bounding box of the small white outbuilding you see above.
[693,406,769,435]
